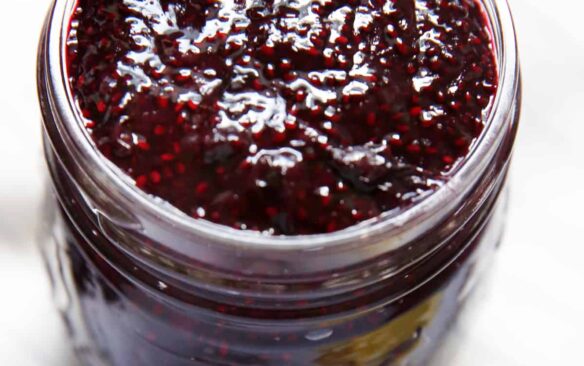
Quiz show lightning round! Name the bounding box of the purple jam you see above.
[66,0,497,235]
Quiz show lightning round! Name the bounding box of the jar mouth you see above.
[44,0,519,251]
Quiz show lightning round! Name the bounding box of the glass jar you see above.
[37,0,520,365]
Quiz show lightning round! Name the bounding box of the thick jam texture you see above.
[67,0,497,234]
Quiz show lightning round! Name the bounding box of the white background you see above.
[1,0,583,365]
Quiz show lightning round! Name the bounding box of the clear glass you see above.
[37,0,521,365]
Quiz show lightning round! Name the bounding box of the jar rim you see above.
[42,0,520,254]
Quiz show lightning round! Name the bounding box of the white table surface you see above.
[1,0,583,365]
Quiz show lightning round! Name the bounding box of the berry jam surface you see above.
[67,0,497,235]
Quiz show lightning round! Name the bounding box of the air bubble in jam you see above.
[305,328,334,342]
[67,0,497,236]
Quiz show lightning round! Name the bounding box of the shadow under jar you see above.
[37,0,520,365]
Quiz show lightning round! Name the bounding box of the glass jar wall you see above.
[38,0,520,365]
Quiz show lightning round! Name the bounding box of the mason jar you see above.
[37,0,520,365]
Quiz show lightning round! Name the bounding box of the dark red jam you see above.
[66,0,497,235]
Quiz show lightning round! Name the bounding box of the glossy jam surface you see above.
[67,0,497,234]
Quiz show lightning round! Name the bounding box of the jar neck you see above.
[39,0,520,306]
[43,126,513,316]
